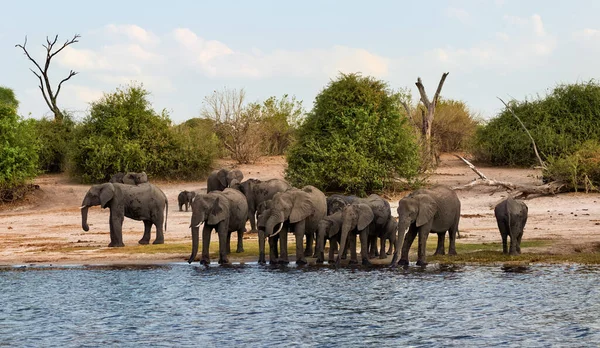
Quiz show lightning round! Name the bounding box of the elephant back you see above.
[218,188,249,230]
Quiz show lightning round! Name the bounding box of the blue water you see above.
[0,263,598,347]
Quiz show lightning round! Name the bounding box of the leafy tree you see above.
[71,84,216,182]
[33,115,75,173]
[0,90,38,200]
[0,86,19,109]
[286,73,420,195]
[474,81,600,166]
[259,95,304,155]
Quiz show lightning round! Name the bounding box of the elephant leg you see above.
[416,227,431,266]
[218,224,229,264]
[258,230,267,264]
[498,219,509,254]
[279,226,290,264]
[349,234,358,265]
[434,232,445,255]
[249,210,257,233]
[200,225,212,265]
[226,232,231,254]
[304,229,313,257]
[379,235,387,259]
[236,228,245,253]
[516,230,523,254]
[399,227,418,266]
[360,231,371,266]
[153,218,165,245]
[268,234,279,264]
[295,221,308,265]
[448,225,458,256]
[139,220,152,245]
[108,209,125,247]
[328,239,336,263]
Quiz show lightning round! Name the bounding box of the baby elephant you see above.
[494,197,528,255]
[178,190,196,212]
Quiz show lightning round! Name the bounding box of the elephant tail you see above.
[164,198,168,232]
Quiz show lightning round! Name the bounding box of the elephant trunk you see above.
[391,220,409,266]
[265,214,283,237]
[336,225,350,267]
[81,206,90,231]
[188,225,201,264]
[258,230,266,264]
[316,225,326,263]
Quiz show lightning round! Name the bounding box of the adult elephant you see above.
[494,197,528,255]
[234,178,291,232]
[336,194,391,266]
[326,194,358,215]
[257,186,327,265]
[207,169,243,193]
[187,188,248,265]
[178,190,196,212]
[109,171,148,185]
[315,211,343,263]
[390,185,461,267]
[80,182,168,247]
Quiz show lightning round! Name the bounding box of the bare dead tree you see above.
[415,72,449,164]
[15,34,80,122]
[201,88,263,164]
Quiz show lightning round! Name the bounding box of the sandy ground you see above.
[1,154,599,266]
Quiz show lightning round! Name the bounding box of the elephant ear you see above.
[100,183,115,208]
[357,204,375,230]
[208,196,229,225]
[416,195,437,227]
[328,218,341,237]
[217,169,228,188]
[289,192,314,223]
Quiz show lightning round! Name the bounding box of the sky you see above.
[2,0,600,124]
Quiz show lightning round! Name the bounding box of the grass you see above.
[44,238,600,265]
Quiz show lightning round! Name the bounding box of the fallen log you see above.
[452,155,565,199]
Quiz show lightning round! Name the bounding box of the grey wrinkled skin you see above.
[188,188,248,265]
[207,169,243,193]
[391,185,461,267]
[233,178,291,232]
[109,172,148,185]
[494,197,528,255]
[336,194,391,266]
[177,190,196,212]
[257,186,327,265]
[326,194,359,215]
[315,211,343,263]
[80,182,168,247]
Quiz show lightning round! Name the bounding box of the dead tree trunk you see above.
[415,72,449,165]
[15,34,80,123]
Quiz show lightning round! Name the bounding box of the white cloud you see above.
[574,28,600,40]
[63,84,104,105]
[446,7,470,23]
[105,24,160,45]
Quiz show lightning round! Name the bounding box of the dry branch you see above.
[452,155,564,199]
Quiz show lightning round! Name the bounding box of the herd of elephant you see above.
[80,168,529,267]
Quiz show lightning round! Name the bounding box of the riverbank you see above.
[1,154,599,266]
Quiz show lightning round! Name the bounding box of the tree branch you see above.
[432,72,449,107]
[415,77,430,109]
[55,70,78,98]
[15,36,45,75]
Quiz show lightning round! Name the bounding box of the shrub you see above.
[426,99,480,153]
[170,118,221,180]
[258,95,304,155]
[32,115,75,173]
[473,81,600,166]
[286,73,420,195]
[0,101,39,201]
[544,140,600,192]
[0,86,19,109]
[71,84,216,182]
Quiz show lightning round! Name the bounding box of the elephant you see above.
[391,185,461,267]
[494,197,528,255]
[257,185,327,265]
[187,188,248,265]
[178,190,196,212]
[326,194,358,215]
[109,171,148,185]
[336,194,391,266]
[233,178,292,232]
[207,168,243,193]
[315,211,343,263]
[80,182,168,247]
[376,216,398,258]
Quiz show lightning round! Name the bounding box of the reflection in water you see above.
[0,264,599,346]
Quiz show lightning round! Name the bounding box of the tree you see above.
[0,86,19,109]
[15,34,80,122]
[286,73,420,195]
[259,94,304,155]
[414,72,449,164]
[201,88,263,164]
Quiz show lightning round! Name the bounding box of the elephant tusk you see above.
[80,206,87,210]
[189,222,204,229]
[269,223,283,238]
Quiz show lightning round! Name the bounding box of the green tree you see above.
[286,73,420,195]
[33,115,75,173]
[0,86,19,109]
[474,81,600,166]
[259,95,304,155]
[0,90,39,200]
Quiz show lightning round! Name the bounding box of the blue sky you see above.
[2,0,600,123]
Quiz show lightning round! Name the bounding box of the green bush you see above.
[0,102,39,199]
[0,86,19,109]
[170,118,221,180]
[474,81,600,166]
[71,84,216,182]
[427,99,480,152]
[286,73,420,195]
[544,140,600,192]
[258,95,304,155]
[32,115,75,173]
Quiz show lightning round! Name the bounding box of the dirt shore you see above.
[1,154,599,266]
